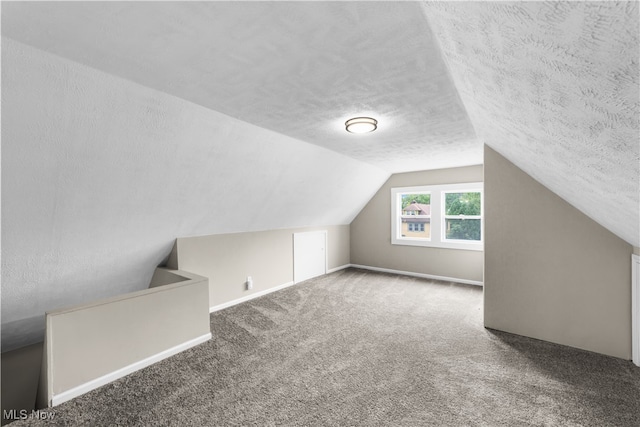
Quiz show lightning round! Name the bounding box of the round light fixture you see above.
[345,117,377,134]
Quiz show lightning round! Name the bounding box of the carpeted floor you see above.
[12,268,640,426]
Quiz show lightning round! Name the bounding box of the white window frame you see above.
[392,189,432,244]
[391,182,483,251]
[442,189,483,245]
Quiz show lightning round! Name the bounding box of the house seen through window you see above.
[401,193,431,239]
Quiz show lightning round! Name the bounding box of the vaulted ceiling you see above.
[2,1,638,350]
[423,0,638,251]
[2,1,479,172]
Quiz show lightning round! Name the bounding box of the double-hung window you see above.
[443,191,482,242]
[391,182,483,251]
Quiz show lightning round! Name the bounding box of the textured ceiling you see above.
[423,1,639,247]
[1,1,480,173]
[1,38,389,350]
[2,1,639,350]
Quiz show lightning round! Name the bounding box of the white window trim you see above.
[391,182,483,251]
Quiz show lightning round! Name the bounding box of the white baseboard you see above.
[209,264,349,313]
[632,254,639,366]
[210,281,295,313]
[208,263,481,314]
[349,264,483,287]
[327,264,351,274]
[50,333,212,407]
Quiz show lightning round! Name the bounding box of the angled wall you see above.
[172,225,350,309]
[1,38,388,351]
[424,1,639,248]
[350,166,484,284]
[1,343,43,425]
[38,269,210,408]
[484,145,633,359]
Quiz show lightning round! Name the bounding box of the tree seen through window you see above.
[444,192,481,241]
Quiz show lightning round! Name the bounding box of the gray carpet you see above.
[12,268,640,426]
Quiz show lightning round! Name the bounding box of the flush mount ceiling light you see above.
[345,117,377,134]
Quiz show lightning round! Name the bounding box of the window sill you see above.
[391,239,483,251]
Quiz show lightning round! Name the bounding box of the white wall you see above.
[38,269,210,407]
[1,39,389,351]
[350,166,484,283]
[172,225,350,309]
[424,2,639,248]
[1,343,43,422]
[484,146,633,359]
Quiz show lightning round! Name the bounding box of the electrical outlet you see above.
[246,276,253,290]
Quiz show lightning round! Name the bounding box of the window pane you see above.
[400,193,430,239]
[445,192,481,216]
[402,220,430,238]
[445,219,481,241]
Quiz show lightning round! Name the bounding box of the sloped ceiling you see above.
[1,1,478,350]
[1,2,639,350]
[423,1,639,247]
[1,38,389,350]
[1,1,479,173]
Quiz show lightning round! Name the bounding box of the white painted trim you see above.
[391,182,484,251]
[632,254,640,367]
[209,262,482,315]
[210,281,296,313]
[327,264,351,274]
[350,264,483,287]
[210,263,351,313]
[293,230,328,284]
[50,333,212,407]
